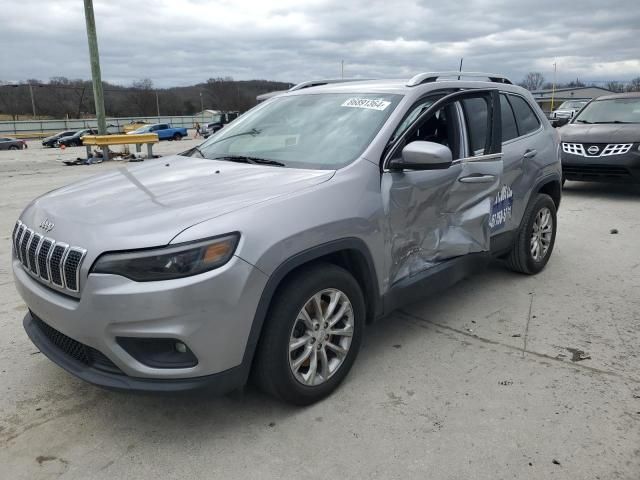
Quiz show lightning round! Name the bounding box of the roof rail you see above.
[288,78,371,92]
[407,71,513,87]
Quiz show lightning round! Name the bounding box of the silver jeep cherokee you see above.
[13,72,561,405]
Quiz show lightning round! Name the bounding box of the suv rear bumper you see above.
[561,147,640,183]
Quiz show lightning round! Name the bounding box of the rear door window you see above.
[460,97,489,154]
[508,95,540,135]
[500,94,518,142]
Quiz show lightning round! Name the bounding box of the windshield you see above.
[573,98,640,124]
[559,101,587,109]
[191,93,402,169]
[132,126,151,133]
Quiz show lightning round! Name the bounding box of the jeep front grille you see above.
[12,220,87,293]
[562,143,633,158]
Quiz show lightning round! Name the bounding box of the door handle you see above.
[459,174,496,184]
[523,149,537,159]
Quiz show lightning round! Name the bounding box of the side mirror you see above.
[389,141,453,171]
[553,118,569,128]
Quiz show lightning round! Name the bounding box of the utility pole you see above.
[341,60,344,79]
[28,84,37,118]
[156,90,160,118]
[83,0,107,135]
[550,61,557,113]
[458,57,464,80]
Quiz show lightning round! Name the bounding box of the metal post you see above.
[83,0,107,136]
[550,61,557,113]
[28,84,37,118]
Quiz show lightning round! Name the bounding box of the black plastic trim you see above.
[383,252,491,314]
[240,237,381,376]
[24,313,244,394]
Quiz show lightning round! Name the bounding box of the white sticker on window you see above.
[341,98,391,111]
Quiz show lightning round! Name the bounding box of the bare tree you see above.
[565,78,586,88]
[128,78,156,116]
[520,72,546,91]
[625,77,640,92]
[605,81,624,93]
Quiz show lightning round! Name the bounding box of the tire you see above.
[9,145,19,150]
[506,193,557,274]
[172,133,181,141]
[254,263,365,405]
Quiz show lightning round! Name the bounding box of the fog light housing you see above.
[117,337,198,368]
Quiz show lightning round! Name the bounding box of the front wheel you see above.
[9,145,19,150]
[506,193,557,274]
[254,264,365,405]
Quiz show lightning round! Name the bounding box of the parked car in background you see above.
[12,72,561,405]
[551,100,588,120]
[42,131,78,148]
[128,123,188,141]
[559,92,640,184]
[122,121,149,134]
[0,137,27,150]
[56,129,99,147]
[200,111,240,138]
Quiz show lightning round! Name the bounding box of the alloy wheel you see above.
[288,288,354,386]
[530,207,553,262]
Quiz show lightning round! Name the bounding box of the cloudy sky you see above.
[1,0,639,87]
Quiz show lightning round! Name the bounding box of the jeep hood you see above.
[21,156,335,250]
[559,123,640,143]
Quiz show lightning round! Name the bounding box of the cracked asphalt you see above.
[1,140,639,479]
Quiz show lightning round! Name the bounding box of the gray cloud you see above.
[1,0,639,87]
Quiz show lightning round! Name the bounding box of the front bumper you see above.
[24,312,246,393]
[561,146,640,183]
[14,255,268,392]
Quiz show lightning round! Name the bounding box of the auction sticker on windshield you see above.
[341,98,392,111]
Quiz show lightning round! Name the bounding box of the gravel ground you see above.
[1,139,639,480]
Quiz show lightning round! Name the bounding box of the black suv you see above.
[559,92,640,183]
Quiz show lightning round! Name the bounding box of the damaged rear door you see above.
[381,89,503,287]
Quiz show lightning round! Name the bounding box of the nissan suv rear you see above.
[12,72,561,405]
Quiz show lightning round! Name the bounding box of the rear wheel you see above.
[254,264,365,405]
[506,193,557,274]
[172,133,181,141]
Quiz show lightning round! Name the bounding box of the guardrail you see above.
[82,133,160,161]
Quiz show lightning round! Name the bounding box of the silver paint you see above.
[13,78,560,381]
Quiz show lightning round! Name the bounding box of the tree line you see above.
[519,72,640,93]
[0,77,291,120]
[3,72,639,120]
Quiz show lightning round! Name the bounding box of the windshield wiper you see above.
[183,145,204,158]
[593,120,635,124]
[211,155,286,167]
[208,128,262,145]
[575,119,592,124]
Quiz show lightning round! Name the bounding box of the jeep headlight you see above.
[92,233,239,281]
